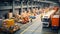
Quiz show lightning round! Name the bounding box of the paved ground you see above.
[20,15,58,34]
[15,15,40,34]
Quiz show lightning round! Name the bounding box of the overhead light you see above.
[40,1,56,3]
[15,0,20,1]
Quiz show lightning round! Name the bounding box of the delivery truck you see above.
[42,10,56,27]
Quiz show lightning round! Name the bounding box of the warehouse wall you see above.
[0,10,10,17]
[0,9,19,18]
[0,6,12,10]
[15,9,19,15]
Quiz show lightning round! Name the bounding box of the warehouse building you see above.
[0,0,60,34]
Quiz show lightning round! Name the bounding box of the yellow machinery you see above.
[1,19,20,33]
[3,19,15,28]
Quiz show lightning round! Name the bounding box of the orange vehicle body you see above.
[51,15,59,27]
[21,16,29,24]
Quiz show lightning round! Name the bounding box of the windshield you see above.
[42,18,49,22]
